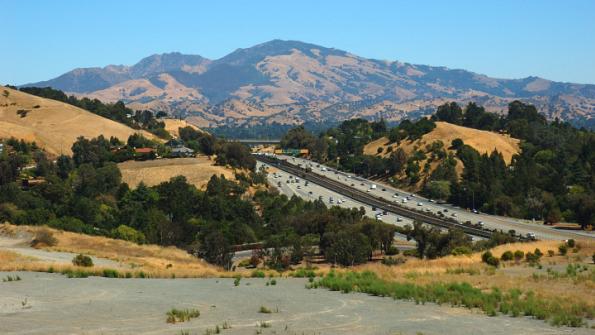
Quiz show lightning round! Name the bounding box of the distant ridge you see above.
[22,40,595,128]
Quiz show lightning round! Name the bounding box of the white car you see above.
[417,202,423,206]
[396,217,403,222]
[451,213,457,217]
[402,199,407,203]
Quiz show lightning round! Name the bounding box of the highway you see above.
[257,154,594,241]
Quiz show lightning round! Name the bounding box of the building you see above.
[171,146,195,158]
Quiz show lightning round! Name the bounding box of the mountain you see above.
[22,40,595,128]
[0,86,155,155]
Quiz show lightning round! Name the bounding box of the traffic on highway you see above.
[256,154,593,241]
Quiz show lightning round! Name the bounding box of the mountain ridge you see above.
[22,40,595,128]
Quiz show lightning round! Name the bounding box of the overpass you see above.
[235,139,281,146]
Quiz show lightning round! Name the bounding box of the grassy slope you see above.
[0,86,156,156]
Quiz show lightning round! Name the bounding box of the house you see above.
[134,147,156,160]
[171,146,195,158]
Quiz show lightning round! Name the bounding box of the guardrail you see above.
[256,155,529,240]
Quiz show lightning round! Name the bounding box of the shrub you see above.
[481,251,493,263]
[534,248,543,258]
[102,269,119,278]
[558,244,568,256]
[385,246,400,256]
[513,250,524,261]
[451,246,472,256]
[111,225,146,244]
[166,308,200,323]
[233,275,241,287]
[485,256,500,267]
[251,270,265,278]
[72,254,93,267]
[547,250,555,257]
[259,306,272,313]
[566,239,575,248]
[381,256,405,266]
[500,251,513,261]
[30,229,57,247]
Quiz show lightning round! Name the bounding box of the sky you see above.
[3,0,595,85]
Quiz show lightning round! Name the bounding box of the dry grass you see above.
[364,121,520,164]
[0,86,156,156]
[352,240,595,310]
[161,118,204,138]
[0,224,227,278]
[117,156,235,189]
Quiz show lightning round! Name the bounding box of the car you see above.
[351,183,355,186]
[396,217,403,222]
[472,209,479,214]
[366,189,371,192]
[382,188,386,191]
[425,208,431,212]
[402,199,407,203]
[360,183,365,186]
[372,207,377,211]
[376,216,383,221]
[477,221,484,227]
[417,202,423,206]
[451,213,457,217]
[337,199,342,204]
[406,196,411,200]
[297,185,301,189]
[286,180,290,183]
[393,194,398,198]
[382,210,388,215]
[340,198,345,203]
[443,209,448,212]
[429,199,435,203]
[308,191,313,195]
[527,232,536,239]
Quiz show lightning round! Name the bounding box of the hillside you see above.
[0,86,155,155]
[22,40,595,128]
[364,122,520,188]
[161,118,203,138]
[365,121,520,164]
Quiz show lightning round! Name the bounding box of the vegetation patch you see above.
[310,271,593,327]
[165,308,200,324]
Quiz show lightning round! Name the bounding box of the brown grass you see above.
[365,121,520,164]
[0,86,156,156]
[1,224,227,278]
[161,118,204,138]
[117,156,235,189]
[352,240,595,308]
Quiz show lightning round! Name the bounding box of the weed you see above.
[166,308,200,323]
[312,270,593,327]
[233,275,241,287]
[259,306,272,313]
[251,270,265,278]
[2,274,21,282]
[72,254,93,267]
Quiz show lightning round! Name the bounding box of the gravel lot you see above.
[1,272,590,335]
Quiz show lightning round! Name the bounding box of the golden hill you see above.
[365,121,520,164]
[0,86,155,156]
[162,118,204,138]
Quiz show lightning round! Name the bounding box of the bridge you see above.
[235,139,281,146]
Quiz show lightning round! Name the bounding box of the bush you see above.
[111,225,145,244]
[451,246,472,256]
[166,308,200,323]
[251,270,265,278]
[30,228,57,247]
[513,250,524,261]
[102,269,119,278]
[566,239,575,248]
[547,250,555,257]
[486,256,500,267]
[558,244,568,256]
[386,246,400,256]
[500,251,513,261]
[259,306,272,313]
[534,248,543,258]
[381,256,405,266]
[481,251,493,263]
[72,254,93,267]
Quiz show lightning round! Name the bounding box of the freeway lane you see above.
[264,155,593,241]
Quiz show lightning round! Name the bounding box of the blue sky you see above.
[3,0,595,85]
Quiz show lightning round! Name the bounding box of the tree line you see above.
[280,101,595,228]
